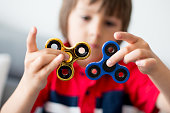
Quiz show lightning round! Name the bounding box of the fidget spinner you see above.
[85,41,130,83]
[45,38,91,81]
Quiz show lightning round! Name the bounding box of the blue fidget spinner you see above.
[85,41,130,83]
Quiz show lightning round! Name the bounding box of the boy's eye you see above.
[105,21,116,27]
[81,16,91,21]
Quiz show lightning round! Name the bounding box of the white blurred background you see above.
[0,0,170,108]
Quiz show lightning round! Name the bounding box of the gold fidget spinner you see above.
[45,38,91,80]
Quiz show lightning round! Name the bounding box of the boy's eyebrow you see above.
[77,6,99,14]
[77,6,118,18]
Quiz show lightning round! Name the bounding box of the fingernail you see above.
[55,54,63,60]
[114,32,121,39]
[123,60,127,64]
[106,60,112,67]
[64,53,70,61]
[30,27,35,33]
[135,60,143,66]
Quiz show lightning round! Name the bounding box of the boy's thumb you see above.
[26,27,38,53]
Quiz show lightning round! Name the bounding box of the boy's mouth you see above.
[90,43,100,48]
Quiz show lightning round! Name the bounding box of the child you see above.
[1,0,170,113]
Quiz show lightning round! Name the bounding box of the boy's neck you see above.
[77,60,88,68]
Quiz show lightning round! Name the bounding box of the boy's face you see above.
[67,0,122,67]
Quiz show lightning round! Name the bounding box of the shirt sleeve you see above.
[124,62,160,113]
[31,71,54,113]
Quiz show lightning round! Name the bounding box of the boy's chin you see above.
[86,55,102,63]
[77,56,102,67]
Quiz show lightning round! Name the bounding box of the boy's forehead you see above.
[76,0,103,13]
[75,0,119,18]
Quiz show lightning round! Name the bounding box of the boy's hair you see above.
[59,0,132,39]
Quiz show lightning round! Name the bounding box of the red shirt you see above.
[31,41,159,113]
[31,60,159,113]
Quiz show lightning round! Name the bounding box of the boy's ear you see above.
[26,27,38,53]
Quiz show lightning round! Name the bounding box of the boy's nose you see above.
[88,19,103,41]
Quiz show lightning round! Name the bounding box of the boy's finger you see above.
[27,49,69,63]
[39,49,70,61]
[31,54,57,73]
[27,27,38,53]
[135,58,157,68]
[106,49,125,67]
[41,54,64,78]
[123,49,150,64]
[114,32,139,44]
[135,58,157,74]
[106,45,133,67]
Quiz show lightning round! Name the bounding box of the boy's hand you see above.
[106,32,160,75]
[23,27,69,91]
